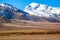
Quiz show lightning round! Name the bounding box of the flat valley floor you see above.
[0,34,60,40]
[0,20,60,40]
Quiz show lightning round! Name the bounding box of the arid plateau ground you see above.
[0,20,60,40]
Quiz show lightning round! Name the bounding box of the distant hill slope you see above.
[0,19,60,30]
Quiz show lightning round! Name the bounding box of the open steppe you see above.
[0,20,60,40]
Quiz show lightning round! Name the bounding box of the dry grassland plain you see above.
[0,20,60,40]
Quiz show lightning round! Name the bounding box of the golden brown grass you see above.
[0,20,60,36]
[0,19,60,40]
[0,29,60,36]
[0,34,60,40]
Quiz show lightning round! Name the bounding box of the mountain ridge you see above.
[24,3,60,18]
[0,2,60,22]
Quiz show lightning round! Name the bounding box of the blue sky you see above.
[0,0,60,10]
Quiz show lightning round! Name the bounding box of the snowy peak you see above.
[24,3,48,10]
[24,3,60,18]
[0,2,18,11]
[28,3,39,10]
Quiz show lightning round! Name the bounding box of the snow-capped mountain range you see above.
[24,3,60,18]
[0,2,60,22]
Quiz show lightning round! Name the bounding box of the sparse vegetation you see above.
[0,30,60,36]
[0,17,11,23]
[0,17,5,23]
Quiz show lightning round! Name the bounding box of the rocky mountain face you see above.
[0,2,60,22]
[0,2,28,21]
